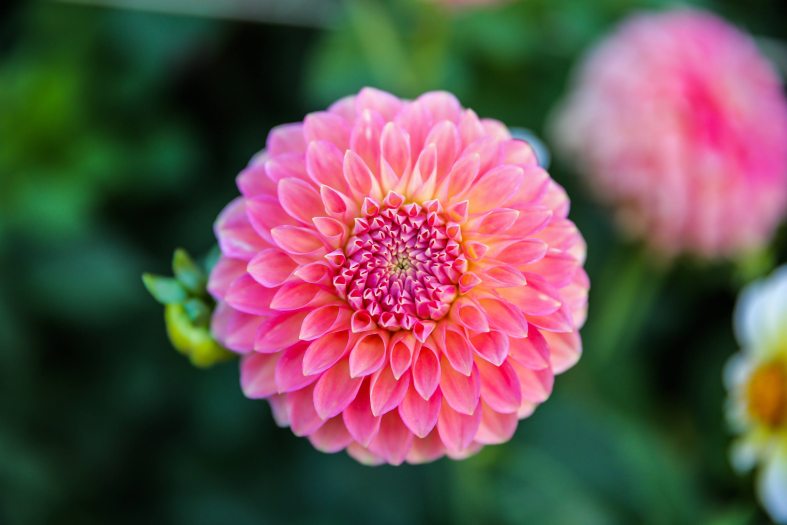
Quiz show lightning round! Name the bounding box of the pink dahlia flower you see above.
[553,9,787,258]
[208,87,588,464]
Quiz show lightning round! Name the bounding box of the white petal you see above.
[730,436,760,473]
[723,353,752,390]
[735,266,787,359]
[759,444,787,523]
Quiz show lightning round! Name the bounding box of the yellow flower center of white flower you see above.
[746,360,787,429]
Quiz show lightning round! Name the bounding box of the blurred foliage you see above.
[1,0,786,524]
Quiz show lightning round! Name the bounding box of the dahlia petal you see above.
[527,305,574,334]
[306,140,349,193]
[247,249,296,288]
[312,358,363,419]
[508,327,551,370]
[497,281,562,317]
[327,95,356,121]
[304,111,350,149]
[271,225,326,256]
[437,398,482,455]
[245,195,298,244]
[481,118,511,140]
[499,139,538,167]
[350,109,385,176]
[450,297,490,333]
[264,153,308,182]
[215,198,268,260]
[311,217,347,248]
[436,153,481,204]
[320,184,358,222]
[368,411,414,466]
[510,359,554,403]
[287,384,325,436]
[412,345,441,400]
[308,416,353,453]
[479,264,528,288]
[270,281,335,311]
[380,122,411,181]
[524,250,580,287]
[369,368,411,417]
[302,330,350,375]
[466,208,520,234]
[299,305,351,340]
[395,101,432,160]
[268,394,289,427]
[254,311,309,353]
[208,256,246,299]
[344,149,383,202]
[435,325,474,376]
[417,91,462,123]
[293,261,333,286]
[462,137,501,175]
[413,320,436,343]
[458,272,483,294]
[507,207,553,238]
[469,331,509,366]
[475,402,518,445]
[424,120,461,182]
[343,380,381,446]
[439,359,481,415]
[458,109,486,145]
[350,310,377,333]
[477,359,521,414]
[389,332,417,379]
[275,342,318,392]
[760,445,787,523]
[211,302,261,353]
[278,177,324,225]
[399,386,441,438]
[349,331,388,378]
[477,297,528,338]
[346,443,385,466]
[266,122,306,156]
[466,166,523,213]
[542,330,582,374]
[406,430,446,464]
[493,239,549,266]
[356,87,403,120]
[240,352,281,399]
[225,274,276,316]
[406,143,438,202]
[237,162,277,198]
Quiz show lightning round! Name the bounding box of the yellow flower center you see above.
[746,360,787,429]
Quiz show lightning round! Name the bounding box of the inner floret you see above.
[333,195,466,331]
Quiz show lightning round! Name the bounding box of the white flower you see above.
[726,265,787,523]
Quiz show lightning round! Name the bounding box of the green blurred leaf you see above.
[142,274,188,305]
[183,298,210,326]
[172,248,206,295]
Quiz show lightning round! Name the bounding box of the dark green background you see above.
[2,1,786,523]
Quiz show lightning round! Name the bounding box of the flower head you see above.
[553,9,787,258]
[208,87,588,464]
[726,266,787,522]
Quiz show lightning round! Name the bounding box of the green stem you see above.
[584,244,667,365]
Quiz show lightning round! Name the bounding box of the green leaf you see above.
[172,248,205,294]
[182,298,210,326]
[142,273,187,305]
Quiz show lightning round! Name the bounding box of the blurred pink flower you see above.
[553,9,787,258]
[209,87,588,464]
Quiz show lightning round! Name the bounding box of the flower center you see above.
[333,195,465,331]
[746,360,787,429]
